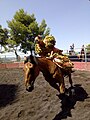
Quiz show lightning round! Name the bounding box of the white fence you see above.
[0,47,90,63]
[0,51,30,63]
[63,47,90,62]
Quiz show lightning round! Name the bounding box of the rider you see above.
[35,35,47,57]
[35,35,74,70]
[35,35,63,57]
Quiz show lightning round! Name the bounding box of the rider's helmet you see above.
[43,35,56,49]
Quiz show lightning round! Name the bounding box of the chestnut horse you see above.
[23,55,73,94]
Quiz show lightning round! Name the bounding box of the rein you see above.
[33,56,38,65]
[53,59,63,68]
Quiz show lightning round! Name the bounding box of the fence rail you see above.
[0,47,90,62]
[0,62,90,71]
[63,46,90,62]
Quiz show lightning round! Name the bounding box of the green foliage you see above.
[86,44,90,53]
[39,19,50,36]
[7,9,50,53]
[0,25,8,47]
[6,38,17,48]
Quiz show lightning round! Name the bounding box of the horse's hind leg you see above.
[68,72,75,96]
[68,72,73,88]
[59,77,65,94]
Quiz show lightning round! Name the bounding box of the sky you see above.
[0,0,90,52]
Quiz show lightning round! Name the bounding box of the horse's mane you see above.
[25,55,59,73]
[36,56,60,76]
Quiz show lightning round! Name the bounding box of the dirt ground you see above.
[0,68,90,120]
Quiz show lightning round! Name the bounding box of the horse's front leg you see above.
[47,80,60,92]
[48,78,65,95]
[53,71,65,94]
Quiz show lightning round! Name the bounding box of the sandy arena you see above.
[0,68,90,120]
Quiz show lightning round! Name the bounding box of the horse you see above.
[23,55,73,95]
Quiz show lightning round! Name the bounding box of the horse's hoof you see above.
[26,86,34,92]
[71,88,75,96]
[57,93,65,99]
[69,87,75,96]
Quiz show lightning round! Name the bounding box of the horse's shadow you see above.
[53,84,88,120]
[0,84,18,107]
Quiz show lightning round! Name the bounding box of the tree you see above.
[0,25,8,52]
[7,9,50,54]
[86,44,90,54]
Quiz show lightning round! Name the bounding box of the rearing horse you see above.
[23,55,73,94]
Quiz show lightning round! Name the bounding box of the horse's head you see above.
[23,56,40,92]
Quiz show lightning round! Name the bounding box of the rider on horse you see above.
[35,35,74,70]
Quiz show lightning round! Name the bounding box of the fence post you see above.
[85,47,87,62]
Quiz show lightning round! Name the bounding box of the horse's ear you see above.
[24,56,28,64]
[30,55,33,60]
[30,55,36,64]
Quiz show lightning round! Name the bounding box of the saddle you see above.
[52,57,74,71]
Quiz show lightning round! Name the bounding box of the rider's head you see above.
[43,35,56,48]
